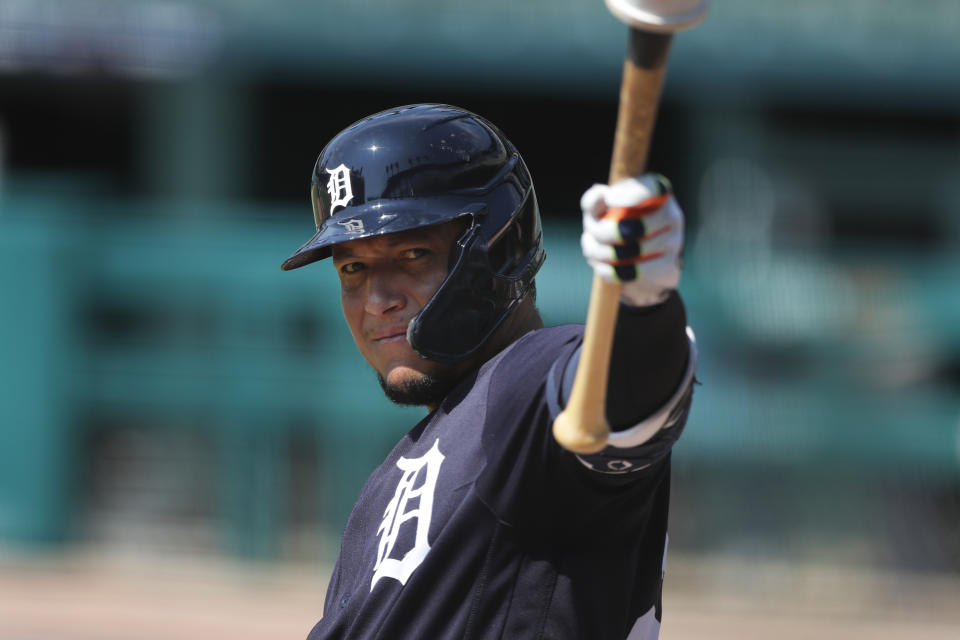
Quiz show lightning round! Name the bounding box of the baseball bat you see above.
[553,1,707,454]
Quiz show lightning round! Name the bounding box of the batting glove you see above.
[580,174,684,307]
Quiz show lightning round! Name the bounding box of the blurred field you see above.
[0,549,325,640]
[2,2,959,639]
[2,549,958,639]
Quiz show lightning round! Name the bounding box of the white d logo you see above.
[326,163,354,213]
[371,439,445,590]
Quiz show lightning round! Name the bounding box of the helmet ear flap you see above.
[408,221,490,362]
[408,198,543,363]
[485,189,540,278]
[446,210,483,272]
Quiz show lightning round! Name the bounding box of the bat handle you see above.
[553,276,620,453]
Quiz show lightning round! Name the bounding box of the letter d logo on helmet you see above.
[281,104,545,362]
[325,163,354,213]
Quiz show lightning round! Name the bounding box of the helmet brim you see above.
[281,196,483,271]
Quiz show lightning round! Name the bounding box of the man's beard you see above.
[377,368,461,407]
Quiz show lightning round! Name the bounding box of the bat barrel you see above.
[605,0,708,33]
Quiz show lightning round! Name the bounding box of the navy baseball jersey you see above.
[309,323,696,640]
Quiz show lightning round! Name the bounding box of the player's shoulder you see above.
[499,324,581,362]
[521,323,583,347]
[478,324,582,382]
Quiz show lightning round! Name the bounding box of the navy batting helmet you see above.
[281,104,545,362]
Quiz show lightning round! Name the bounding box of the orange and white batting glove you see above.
[580,173,685,307]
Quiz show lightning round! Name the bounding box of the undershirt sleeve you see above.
[608,291,690,426]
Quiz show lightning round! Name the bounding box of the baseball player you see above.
[282,104,695,639]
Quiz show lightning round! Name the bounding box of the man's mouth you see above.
[371,326,409,344]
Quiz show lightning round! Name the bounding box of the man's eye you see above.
[341,262,365,275]
[401,248,429,260]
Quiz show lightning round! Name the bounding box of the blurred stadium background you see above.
[1,0,959,637]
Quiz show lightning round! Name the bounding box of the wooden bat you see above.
[553,0,707,454]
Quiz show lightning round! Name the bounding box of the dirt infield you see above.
[662,555,960,639]
[1,549,958,639]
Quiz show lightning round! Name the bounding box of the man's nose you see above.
[364,273,407,316]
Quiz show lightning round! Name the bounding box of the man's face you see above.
[331,221,465,405]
